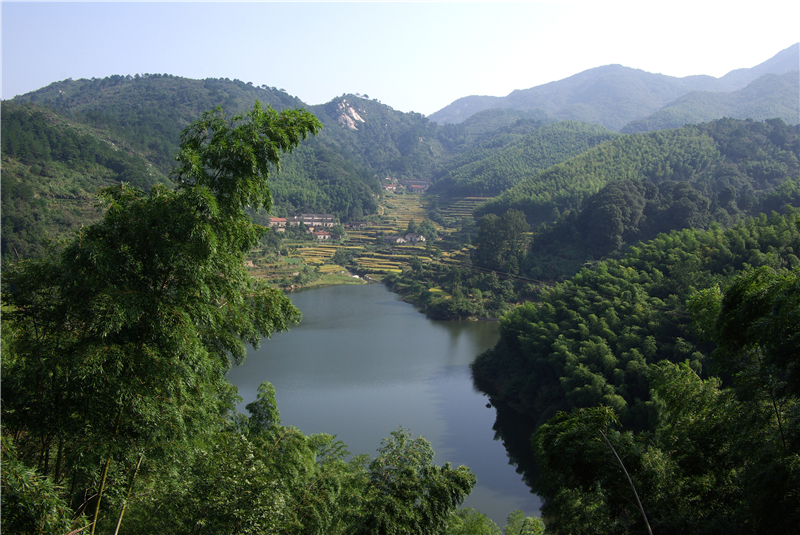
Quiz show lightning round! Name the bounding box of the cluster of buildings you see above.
[268,214,338,240]
[267,212,429,245]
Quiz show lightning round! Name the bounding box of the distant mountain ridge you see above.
[623,71,799,133]
[428,43,799,130]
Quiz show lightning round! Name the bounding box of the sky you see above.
[2,2,799,116]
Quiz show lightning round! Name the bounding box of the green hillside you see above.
[472,210,800,533]
[519,118,800,279]
[1,101,169,260]
[11,74,304,173]
[473,209,800,429]
[3,65,800,535]
[431,121,619,195]
[479,118,799,229]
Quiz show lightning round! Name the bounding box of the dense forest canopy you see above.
[472,211,800,533]
[479,118,799,227]
[472,210,800,428]
[1,101,168,260]
[430,121,619,196]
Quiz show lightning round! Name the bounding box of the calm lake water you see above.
[226,282,541,524]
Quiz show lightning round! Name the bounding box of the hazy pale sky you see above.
[2,2,798,116]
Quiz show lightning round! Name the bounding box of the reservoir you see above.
[226,282,541,525]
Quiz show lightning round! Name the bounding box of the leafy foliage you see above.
[351,428,476,535]
[2,102,485,534]
[1,103,318,533]
[0,437,85,535]
[472,209,530,273]
[6,76,385,238]
[532,357,799,535]
[472,210,800,431]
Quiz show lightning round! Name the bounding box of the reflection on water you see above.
[226,283,541,524]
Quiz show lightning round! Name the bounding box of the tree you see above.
[503,510,545,535]
[349,428,476,535]
[442,508,501,535]
[472,214,505,270]
[711,266,800,396]
[472,210,529,273]
[418,218,439,242]
[1,102,322,532]
[138,382,358,535]
[533,406,652,535]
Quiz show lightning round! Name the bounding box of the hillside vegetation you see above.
[515,118,800,279]
[473,211,800,533]
[431,121,619,195]
[479,118,799,229]
[1,101,168,259]
[1,103,509,535]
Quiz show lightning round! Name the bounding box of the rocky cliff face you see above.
[336,99,366,130]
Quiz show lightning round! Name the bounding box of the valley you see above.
[2,43,799,534]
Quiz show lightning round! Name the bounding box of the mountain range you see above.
[3,42,798,262]
[428,42,799,130]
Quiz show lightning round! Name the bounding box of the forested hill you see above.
[1,101,169,260]
[430,121,619,196]
[10,74,305,173]
[471,209,800,532]
[3,76,449,258]
[472,209,800,431]
[5,72,798,265]
[9,75,464,182]
[429,43,799,129]
[478,118,800,231]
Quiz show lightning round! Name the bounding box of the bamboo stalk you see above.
[599,430,653,535]
[90,456,112,535]
[90,409,122,535]
[113,450,144,535]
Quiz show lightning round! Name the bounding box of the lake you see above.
[226,282,541,525]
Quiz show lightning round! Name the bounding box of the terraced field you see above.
[249,192,492,285]
[436,196,491,222]
[378,194,431,227]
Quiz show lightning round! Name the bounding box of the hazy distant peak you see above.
[428,43,800,129]
[720,42,799,88]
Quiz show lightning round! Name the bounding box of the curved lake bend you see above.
[227,283,542,524]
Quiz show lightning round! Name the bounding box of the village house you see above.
[398,180,432,194]
[383,235,406,245]
[267,217,287,232]
[312,231,332,240]
[404,233,426,243]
